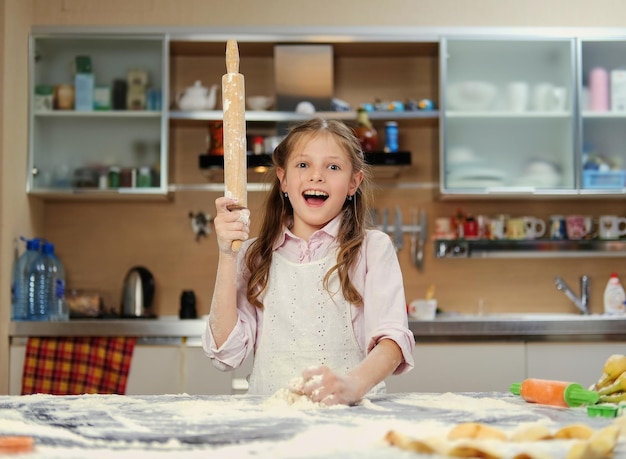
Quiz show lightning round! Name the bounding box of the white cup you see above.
[549,86,568,111]
[532,83,554,111]
[507,81,530,112]
[409,299,437,320]
[523,216,546,239]
[599,215,626,239]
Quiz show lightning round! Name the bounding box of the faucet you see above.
[554,276,590,315]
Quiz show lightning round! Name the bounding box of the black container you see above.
[179,290,197,319]
[112,79,128,110]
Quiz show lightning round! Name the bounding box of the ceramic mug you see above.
[475,215,490,239]
[463,218,479,239]
[489,214,508,240]
[566,215,588,240]
[532,82,553,111]
[434,217,454,239]
[408,299,437,321]
[506,218,526,240]
[549,215,567,240]
[548,86,568,111]
[507,81,530,112]
[523,216,546,239]
[599,215,626,239]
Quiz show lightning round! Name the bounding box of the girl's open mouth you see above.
[303,190,329,205]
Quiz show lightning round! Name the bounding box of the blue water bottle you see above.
[27,242,56,321]
[11,237,41,321]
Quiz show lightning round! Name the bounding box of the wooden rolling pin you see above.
[222,39,247,251]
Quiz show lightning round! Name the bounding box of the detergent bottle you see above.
[603,272,626,316]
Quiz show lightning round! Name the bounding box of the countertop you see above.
[0,392,622,458]
[8,314,626,342]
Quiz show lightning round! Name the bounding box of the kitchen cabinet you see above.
[526,342,625,386]
[384,342,526,393]
[579,39,626,194]
[9,338,236,396]
[440,37,576,196]
[169,39,439,187]
[28,33,169,199]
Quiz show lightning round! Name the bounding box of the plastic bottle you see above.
[354,108,378,152]
[590,67,610,112]
[510,378,599,408]
[10,237,41,321]
[603,272,626,316]
[48,244,68,321]
[26,242,57,321]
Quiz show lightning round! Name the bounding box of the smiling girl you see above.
[202,118,415,405]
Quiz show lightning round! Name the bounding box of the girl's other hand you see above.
[214,196,250,255]
[300,366,363,406]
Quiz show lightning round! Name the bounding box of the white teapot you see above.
[177,81,218,111]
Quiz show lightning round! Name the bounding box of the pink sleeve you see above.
[360,230,415,374]
[201,241,259,371]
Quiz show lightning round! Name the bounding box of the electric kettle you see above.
[121,266,155,318]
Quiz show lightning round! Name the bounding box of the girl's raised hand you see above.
[214,196,250,255]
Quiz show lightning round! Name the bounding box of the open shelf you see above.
[435,238,626,259]
[198,151,413,181]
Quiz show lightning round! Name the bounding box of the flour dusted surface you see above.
[0,392,621,458]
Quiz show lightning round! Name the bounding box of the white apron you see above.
[247,252,385,396]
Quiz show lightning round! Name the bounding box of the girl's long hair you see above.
[244,118,373,308]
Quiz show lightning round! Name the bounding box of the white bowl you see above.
[447,81,498,111]
[246,96,273,111]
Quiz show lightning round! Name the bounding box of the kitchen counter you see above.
[8,314,626,342]
[0,392,622,458]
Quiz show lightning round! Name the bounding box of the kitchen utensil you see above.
[121,266,155,318]
[510,378,598,408]
[394,206,403,251]
[222,40,247,252]
[412,208,426,270]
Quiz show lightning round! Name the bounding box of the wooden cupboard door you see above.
[182,344,233,395]
[385,342,526,393]
[526,342,625,387]
[126,344,181,395]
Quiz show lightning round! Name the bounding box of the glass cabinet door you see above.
[28,34,168,198]
[441,37,576,196]
[580,39,626,194]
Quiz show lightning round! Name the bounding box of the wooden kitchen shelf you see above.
[170,110,439,124]
[199,151,412,182]
[435,238,626,258]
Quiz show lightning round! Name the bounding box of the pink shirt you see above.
[202,214,416,375]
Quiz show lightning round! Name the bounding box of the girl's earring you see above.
[284,192,289,198]
[347,195,353,201]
